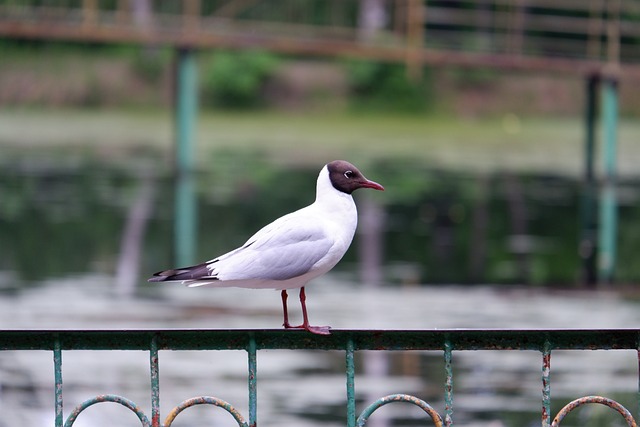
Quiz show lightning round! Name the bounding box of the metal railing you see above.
[0,329,638,426]
[1,0,640,78]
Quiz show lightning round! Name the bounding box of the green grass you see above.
[2,108,640,177]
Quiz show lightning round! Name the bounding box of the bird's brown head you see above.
[326,160,384,195]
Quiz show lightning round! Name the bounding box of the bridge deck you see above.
[1,0,639,78]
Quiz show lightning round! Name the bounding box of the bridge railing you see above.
[1,1,640,77]
[0,329,638,426]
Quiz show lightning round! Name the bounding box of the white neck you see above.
[313,164,357,213]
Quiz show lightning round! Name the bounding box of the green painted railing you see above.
[1,329,638,427]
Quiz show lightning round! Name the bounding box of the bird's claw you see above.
[283,323,332,335]
[305,325,332,335]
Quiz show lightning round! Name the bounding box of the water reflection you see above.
[2,155,640,286]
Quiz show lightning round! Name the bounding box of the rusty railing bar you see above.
[247,333,257,427]
[637,331,640,423]
[2,329,639,351]
[150,335,160,427]
[542,339,552,427]
[346,337,356,427]
[444,338,453,427]
[54,335,63,427]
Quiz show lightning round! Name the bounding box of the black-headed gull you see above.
[149,160,384,334]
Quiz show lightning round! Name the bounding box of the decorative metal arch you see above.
[63,394,250,427]
[356,394,444,427]
[164,396,249,427]
[551,396,638,427]
[61,392,640,427]
[63,394,151,427]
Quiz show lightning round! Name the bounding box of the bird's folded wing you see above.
[209,220,333,282]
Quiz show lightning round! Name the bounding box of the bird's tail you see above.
[147,262,216,283]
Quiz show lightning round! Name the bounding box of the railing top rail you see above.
[0,329,638,351]
[2,0,640,78]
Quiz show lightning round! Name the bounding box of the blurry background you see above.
[1,1,640,426]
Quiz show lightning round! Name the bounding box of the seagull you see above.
[148,160,384,335]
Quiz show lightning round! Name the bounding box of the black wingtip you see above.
[147,263,214,282]
[147,274,169,283]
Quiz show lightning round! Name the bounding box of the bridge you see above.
[1,0,639,78]
[1,0,638,283]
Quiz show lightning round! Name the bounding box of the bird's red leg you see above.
[298,287,331,335]
[281,287,331,334]
[281,289,292,329]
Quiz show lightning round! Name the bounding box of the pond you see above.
[3,151,640,287]
[1,152,639,427]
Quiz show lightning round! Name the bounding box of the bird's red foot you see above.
[304,325,332,335]
[283,323,332,335]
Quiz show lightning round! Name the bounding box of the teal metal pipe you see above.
[54,337,63,427]
[542,340,552,427]
[4,329,640,351]
[579,74,599,286]
[150,336,160,427]
[248,334,257,427]
[598,77,619,283]
[443,339,453,426]
[346,338,356,427]
[174,48,198,267]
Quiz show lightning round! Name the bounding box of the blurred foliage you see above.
[201,50,280,109]
[131,48,170,84]
[367,158,444,204]
[346,61,434,113]
[448,66,500,89]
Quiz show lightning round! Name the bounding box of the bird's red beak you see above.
[361,179,384,191]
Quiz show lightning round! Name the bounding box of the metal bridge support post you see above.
[597,76,619,284]
[579,74,599,286]
[174,48,198,267]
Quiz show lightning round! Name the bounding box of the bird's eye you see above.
[344,170,354,179]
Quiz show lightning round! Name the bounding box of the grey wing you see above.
[211,222,334,281]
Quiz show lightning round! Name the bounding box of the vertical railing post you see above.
[444,339,453,427]
[542,340,552,427]
[580,73,599,286]
[174,47,199,267]
[248,334,258,427]
[54,336,63,427]
[597,75,619,284]
[150,335,160,427]
[346,338,356,427]
[637,334,640,423]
